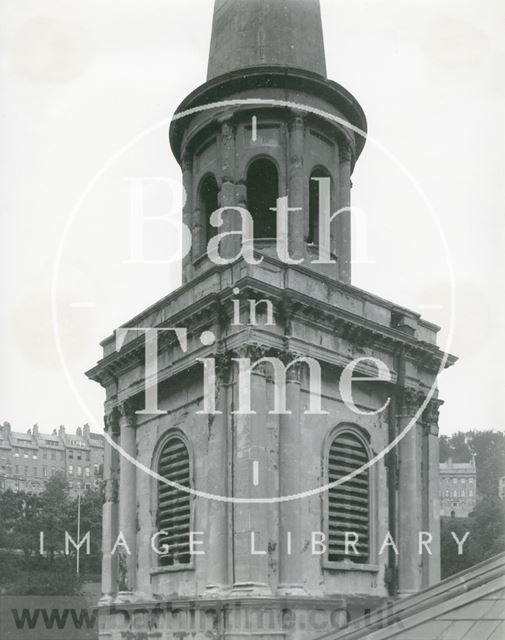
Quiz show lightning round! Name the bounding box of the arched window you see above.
[309,167,331,244]
[327,430,369,564]
[199,175,219,245]
[247,158,278,238]
[157,436,191,567]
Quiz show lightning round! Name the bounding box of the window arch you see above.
[309,167,331,244]
[327,429,370,564]
[247,158,279,238]
[157,435,191,567]
[199,174,219,245]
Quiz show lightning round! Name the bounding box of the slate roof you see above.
[327,553,505,640]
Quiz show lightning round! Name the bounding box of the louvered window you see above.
[328,432,369,563]
[157,437,191,567]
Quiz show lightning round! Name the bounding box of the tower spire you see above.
[207,0,327,80]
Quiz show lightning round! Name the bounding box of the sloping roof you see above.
[328,553,505,640]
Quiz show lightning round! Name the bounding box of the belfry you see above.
[87,1,456,637]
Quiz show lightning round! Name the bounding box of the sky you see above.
[0,0,503,437]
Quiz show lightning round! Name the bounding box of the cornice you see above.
[169,66,367,163]
[87,273,455,390]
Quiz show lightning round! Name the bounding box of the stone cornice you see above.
[87,307,454,395]
[169,66,367,163]
[97,257,441,348]
[87,263,456,390]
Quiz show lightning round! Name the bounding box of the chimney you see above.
[83,423,90,439]
[1,422,11,440]
[32,424,39,437]
[58,425,66,438]
[76,426,82,437]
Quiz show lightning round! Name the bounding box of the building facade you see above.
[439,457,477,519]
[87,1,456,638]
[0,421,103,496]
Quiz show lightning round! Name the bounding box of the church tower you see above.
[172,0,365,287]
[87,1,456,638]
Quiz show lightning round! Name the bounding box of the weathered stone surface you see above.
[208,0,327,80]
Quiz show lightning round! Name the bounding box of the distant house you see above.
[439,456,477,518]
[0,421,103,496]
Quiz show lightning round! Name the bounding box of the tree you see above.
[441,516,472,578]
[67,484,103,574]
[0,489,42,561]
[0,476,104,595]
[467,496,505,562]
[470,431,505,497]
[38,473,72,563]
[440,429,505,578]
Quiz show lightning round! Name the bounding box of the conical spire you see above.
[207,0,327,80]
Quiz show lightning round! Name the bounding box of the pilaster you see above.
[397,387,423,595]
[288,110,306,261]
[181,151,194,283]
[232,347,271,593]
[422,398,442,587]
[118,401,137,594]
[205,352,231,592]
[218,118,239,260]
[101,408,120,602]
[337,141,352,283]
[278,357,306,594]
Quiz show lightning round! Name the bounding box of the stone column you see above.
[218,118,239,260]
[118,401,137,593]
[397,387,422,595]
[101,408,120,601]
[181,151,193,284]
[233,348,270,593]
[205,353,230,591]
[278,359,305,594]
[288,110,306,261]
[337,141,352,284]
[422,398,442,587]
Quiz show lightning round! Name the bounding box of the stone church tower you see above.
[87,1,456,637]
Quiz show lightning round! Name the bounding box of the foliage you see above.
[0,476,103,595]
[440,429,505,578]
[441,516,472,578]
[439,429,505,497]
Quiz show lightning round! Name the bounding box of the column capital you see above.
[288,109,305,129]
[104,407,120,436]
[397,386,424,417]
[279,351,303,383]
[422,398,443,434]
[220,118,236,136]
[233,344,270,377]
[220,118,236,185]
[118,401,136,427]
[215,350,233,383]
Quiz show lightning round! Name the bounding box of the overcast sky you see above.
[0,0,503,437]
